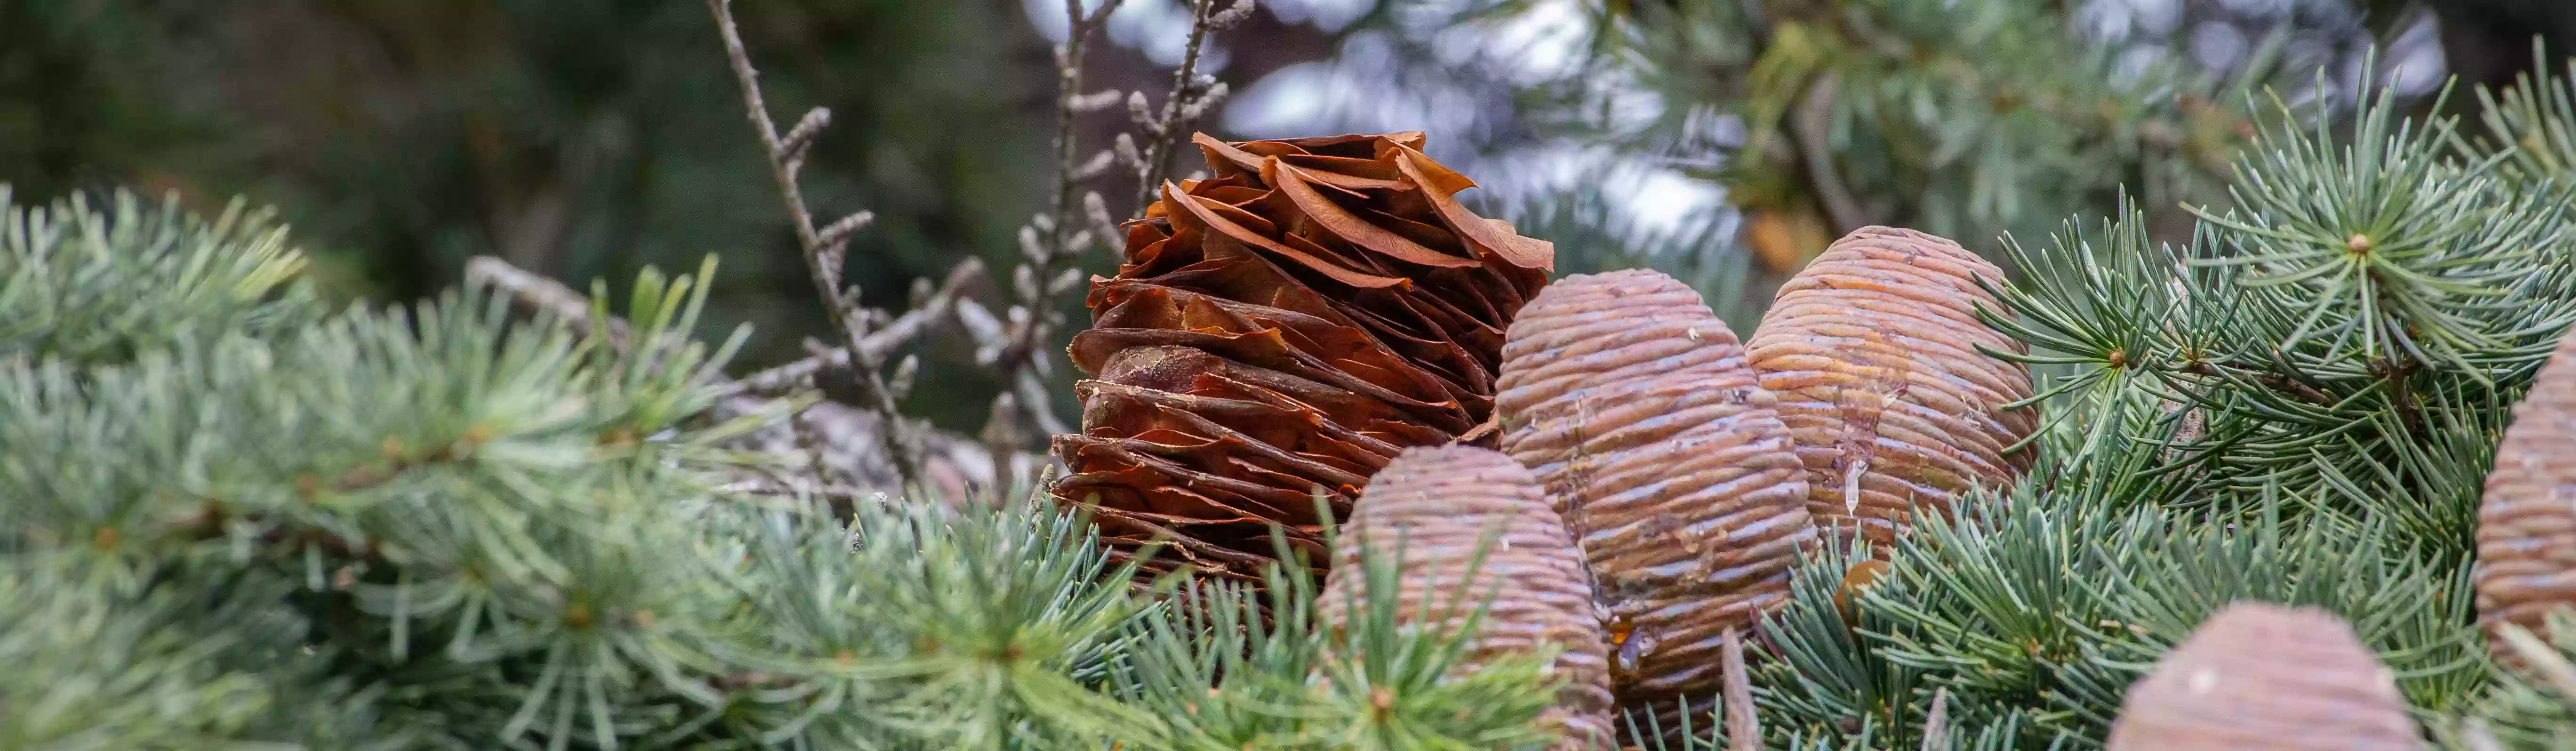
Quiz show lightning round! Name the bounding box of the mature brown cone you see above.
[1745,226,2037,544]
[1052,132,1554,583]
[1318,446,1617,750]
[2477,325,2576,661]
[2104,603,2418,751]
[1494,269,1815,699]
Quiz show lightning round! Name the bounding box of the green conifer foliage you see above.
[1986,74,2576,556]
[1676,63,2576,751]
[1,188,316,365]
[0,187,1577,750]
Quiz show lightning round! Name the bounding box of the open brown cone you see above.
[1494,268,1815,701]
[2478,324,2576,662]
[1317,446,1618,750]
[1052,132,1553,583]
[1746,226,2036,544]
[2104,603,2418,751]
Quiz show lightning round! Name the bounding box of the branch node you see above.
[818,211,874,250]
[782,107,832,160]
[1070,89,1125,113]
[1208,0,1256,27]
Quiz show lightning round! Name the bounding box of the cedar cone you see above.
[1493,269,1815,698]
[2478,325,2576,661]
[1317,446,1617,750]
[2104,603,2418,751]
[1745,226,2036,544]
[1052,132,1554,583]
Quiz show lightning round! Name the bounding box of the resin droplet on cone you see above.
[1746,226,2036,543]
[2105,603,2417,751]
[2478,325,2576,662]
[1494,268,1814,698]
[1318,446,1617,750]
[1051,132,1553,583]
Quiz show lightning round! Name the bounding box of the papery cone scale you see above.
[1746,226,2037,544]
[1053,132,1553,583]
[1317,446,1618,750]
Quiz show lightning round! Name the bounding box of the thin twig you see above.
[1721,628,1761,751]
[707,0,923,487]
[467,255,632,346]
[1919,686,1951,751]
[727,258,984,397]
[1127,0,1247,213]
[974,0,1251,482]
[2180,360,2334,406]
[1792,72,1875,233]
[974,0,1127,475]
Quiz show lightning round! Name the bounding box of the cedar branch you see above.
[729,258,985,398]
[974,0,1125,472]
[706,0,926,488]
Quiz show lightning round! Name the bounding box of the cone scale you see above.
[1053,132,1553,582]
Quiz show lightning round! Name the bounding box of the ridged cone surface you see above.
[1746,226,2037,543]
[2478,325,2576,659]
[1317,446,1617,750]
[2104,603,2418,751]
[1051,132,1554,582]
[1494,269,1815,697]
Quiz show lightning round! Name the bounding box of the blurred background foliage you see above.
[4,0,2572,438]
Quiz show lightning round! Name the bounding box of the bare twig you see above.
[2179,360,2333,407]
[1126,0,1250,213]
[1721,628,1761,751]
[968,0,1127,478]
[1919,686,1951,751]
[727,258,984,397]
[970,0,1254,488]
[467,255,631,345]
[1792,72,1876,233]
[707,0,925,488]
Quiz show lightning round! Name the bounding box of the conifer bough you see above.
[2478,325,2576,659]
[2104,603,2418,751]
[1054,132,1554,582]
[1318,446,1617,750]
[1747,226,2037,543]
[1494,268,1814,697]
